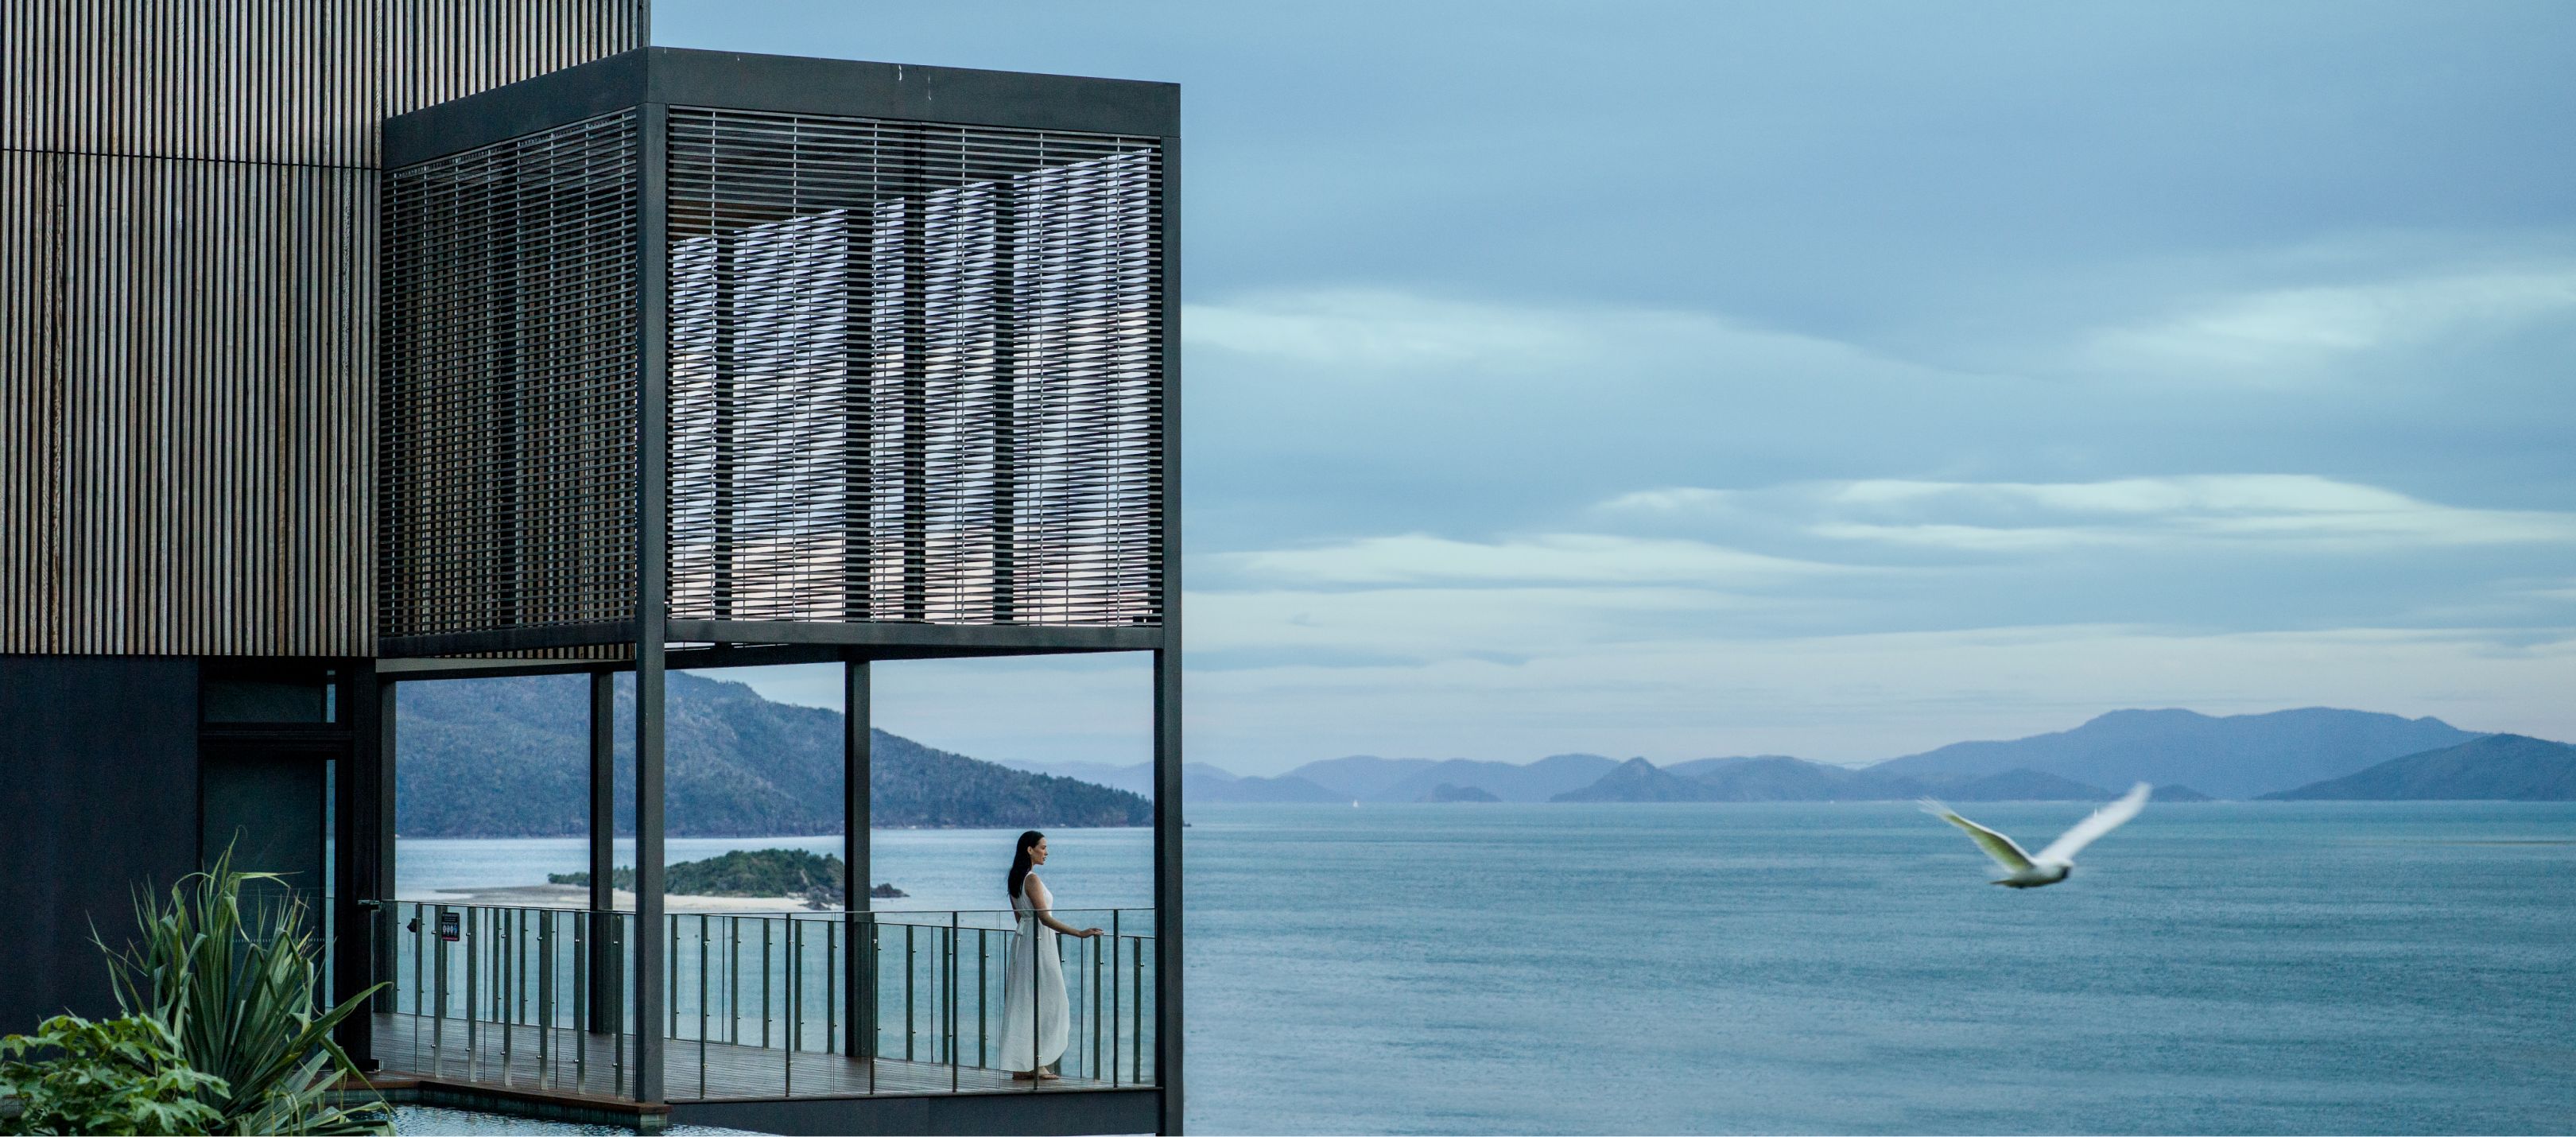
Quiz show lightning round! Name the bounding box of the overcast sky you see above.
[661,1,2576,774]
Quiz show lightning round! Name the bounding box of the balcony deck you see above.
[371,1012,1119,1104]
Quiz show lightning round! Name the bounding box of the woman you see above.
[998,830,1103,1081]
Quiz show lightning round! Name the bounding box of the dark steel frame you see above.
[368,47,1185,1133]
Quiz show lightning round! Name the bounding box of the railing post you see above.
[949,910,960,1092]
[538,911,553,1079]
[782,918,793,1092]
[1029,910,1040,1092]
[433,904,450,1054]
[699,914,710,1100]
[1111,910,1121,1087]
[464,907,479,1079]
[977,926,988,1070]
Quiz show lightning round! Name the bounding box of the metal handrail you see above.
[379,900,1155,1100]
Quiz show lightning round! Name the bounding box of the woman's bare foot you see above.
[1038,1069,1061,1081]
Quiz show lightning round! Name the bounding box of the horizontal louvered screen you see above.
[666,107,1166,628]
[380,111,642,641]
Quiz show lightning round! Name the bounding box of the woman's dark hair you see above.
[1007,830,1046,901]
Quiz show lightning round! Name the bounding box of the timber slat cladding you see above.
[0,0,646,656]
[2,0,649,167]
[665,109,1166,629]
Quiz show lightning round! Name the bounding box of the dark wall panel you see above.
[0,655,200,1033]
[201,742,331,915]
[0,0,649,658]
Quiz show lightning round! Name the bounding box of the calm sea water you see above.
[401,802,2576,1135]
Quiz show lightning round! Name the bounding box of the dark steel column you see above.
[331,662,385,1069]
[374,677,400,1026]
[1152,648,1184,1133]
[1155,126,1187,1137]
[843,658,872,1057]
[588,669,622,1034]
[631,99,673,1106]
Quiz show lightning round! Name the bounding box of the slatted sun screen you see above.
[379,111,642,642]
[382,105,1166,645]
[665,108,1166,629]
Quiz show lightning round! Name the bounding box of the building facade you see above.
[0,5,1180,1134]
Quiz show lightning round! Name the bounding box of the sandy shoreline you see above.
[397,882,838,914]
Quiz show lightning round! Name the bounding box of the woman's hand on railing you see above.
[1080,927,1104,939]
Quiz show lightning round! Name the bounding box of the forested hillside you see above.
[396,672,1150,837]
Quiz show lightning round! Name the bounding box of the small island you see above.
[550,848,901,910]
[1422,782,1500,803]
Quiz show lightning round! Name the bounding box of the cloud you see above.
[1183,288,1934,384]
[2078,266,2576,382]
[1185,289,1593,371]
[1188,584,1827,663]
[1211,533,1852,588]
[1606,475,2576,553]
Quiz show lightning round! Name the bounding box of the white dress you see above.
[998,873,1069,1071]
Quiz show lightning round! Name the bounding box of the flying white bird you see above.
[1921,782,2151,888]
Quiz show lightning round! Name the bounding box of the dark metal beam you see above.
[385,48,1180,169]
[386,621,1158,662]
[662,620,1162,653]
[373,638,1146,684]
[379,622,639,658]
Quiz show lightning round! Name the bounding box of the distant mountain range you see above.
[1550,756,2211,803]
[999,752,1623,803]
[398,672,1149,837]
[1082,708,2563,805]
[1868,708,2478,799]
[2260,735,2576,801]
[409,680,2560,837]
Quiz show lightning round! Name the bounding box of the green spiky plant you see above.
[99,850,391,1135]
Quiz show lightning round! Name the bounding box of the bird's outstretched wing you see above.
[2035,782,2151,865]
[1921,799,2034,871]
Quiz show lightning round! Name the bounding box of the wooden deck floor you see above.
[370,1013,1124,1104]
